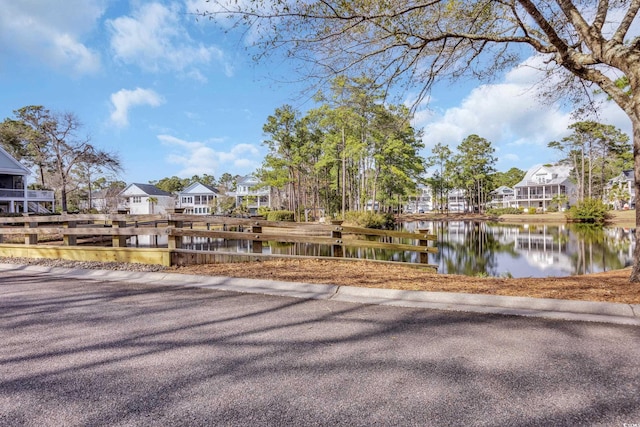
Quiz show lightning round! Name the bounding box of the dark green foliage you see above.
[266,210,295,222]
[486,207,522,215]
[490,167,525,188]
[344,211,395,229]
[565,198,611,225]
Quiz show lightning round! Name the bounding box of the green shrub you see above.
[344,211,395,229]
[546,205,558,213]
[565,198,611,225]
[257,206,272,217]
[527,207,536,215]
[266,210,295,222]
[486,207,522,215]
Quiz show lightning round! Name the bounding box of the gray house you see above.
[0,145,54,213]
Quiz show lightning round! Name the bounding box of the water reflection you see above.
[404,221,634,277]
[180,221,635,278]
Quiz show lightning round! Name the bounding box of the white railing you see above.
[0,189,54,200]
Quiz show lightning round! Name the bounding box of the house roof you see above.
[0,144,30,176]
[514,164,572,187]
[119,183,173,197]
[237,174,260,185]
[608,169,634,186]
[491,185,514,195]
[180,181,219,195]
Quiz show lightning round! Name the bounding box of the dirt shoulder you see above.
[169,259,640,305]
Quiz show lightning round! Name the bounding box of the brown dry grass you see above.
[169,259,640,305]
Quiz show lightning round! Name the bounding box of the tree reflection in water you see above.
[402,221,634,277]
[182,221,635,278]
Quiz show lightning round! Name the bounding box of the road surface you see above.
[1,270,639,426]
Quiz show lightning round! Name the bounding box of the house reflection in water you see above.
[405,221,633,277]
[514,225,570,271]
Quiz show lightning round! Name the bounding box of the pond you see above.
[181,221,636,278]
[402,221,635,277]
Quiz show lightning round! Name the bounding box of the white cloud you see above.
[159,135,261,177]
[413,55,634,171]
[107,2,233,78]
[0,0,103,74]
[110,88,164,128]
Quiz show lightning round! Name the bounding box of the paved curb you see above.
[2,263,639,326]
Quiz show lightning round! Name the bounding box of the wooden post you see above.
[331,220,344,258]
[251,222,262,254]
[25,222,38,245]
[168,219,183,250]
[112,220,127,248]
[63,220,77,246]
[418,229,430,264]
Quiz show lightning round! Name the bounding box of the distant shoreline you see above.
[397,209,636,228]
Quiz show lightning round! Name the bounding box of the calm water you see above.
[403,221,635,277]
[181,221,636,278]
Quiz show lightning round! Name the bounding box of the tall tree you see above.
[491,168,526,189]
[549,121,630,201]
[74,150,122,212]
[1,106,120,212]
[426,143,453,213]
[450,135,496,213]
[217,172,238,192]
[260,104,302,216]
[0,107,53,187]
[149,176,189,193]
[201,1,640,280]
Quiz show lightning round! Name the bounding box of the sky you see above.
[0,0,633,186]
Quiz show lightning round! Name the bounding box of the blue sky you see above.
[0,0,633,186]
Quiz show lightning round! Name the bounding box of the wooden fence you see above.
[0,214,438,270]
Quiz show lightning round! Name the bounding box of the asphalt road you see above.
[1,270,640,426]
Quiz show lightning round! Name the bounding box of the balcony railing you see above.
[516,193,564,200]
[0,189,55,200]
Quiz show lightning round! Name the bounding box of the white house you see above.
[228,175,271,215]
[118,183,175,215]
[488,186,517,209]
[0,145,54,214]
[514,164,576,211]
[178,182,220,215]
[405,184,432,213]
[447,188,468,212]
[605,169,634,209]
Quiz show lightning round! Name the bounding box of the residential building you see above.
[447,188,468,212]
[514,164,576,211]
[488,186,517,209]
[228,175,271,215]
[79,187,124,213]
[118,183,175,215]
[178,182,220,215]
[605,169,635,209]
[0,145,54,214]
[405,184,433,213]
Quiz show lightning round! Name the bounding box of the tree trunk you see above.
[61,186,68,213]
[629,109,640,282]
[341,127,346,218]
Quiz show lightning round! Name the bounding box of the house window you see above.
[131,196,141,203]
